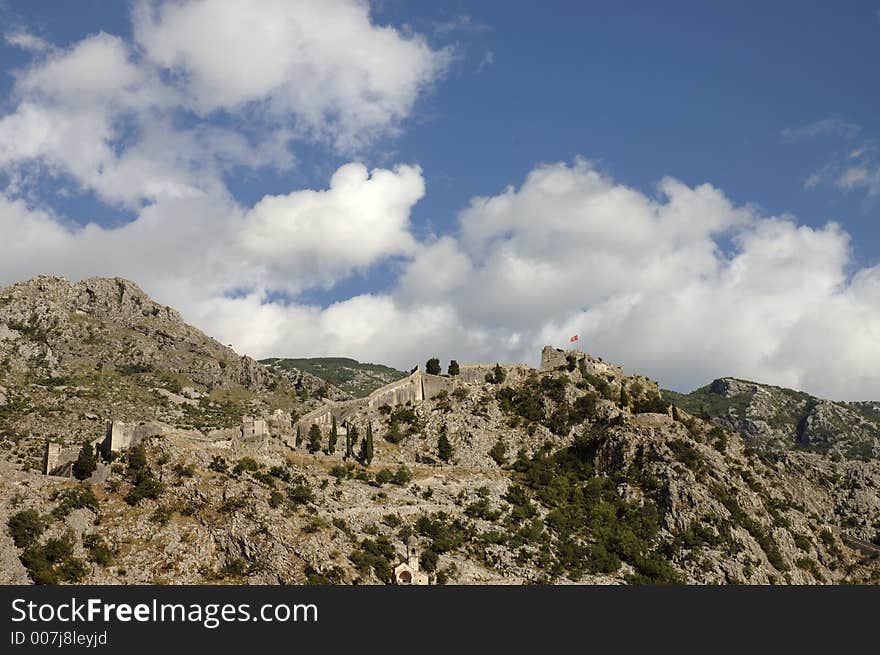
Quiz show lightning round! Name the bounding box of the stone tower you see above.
[407,535,420,571]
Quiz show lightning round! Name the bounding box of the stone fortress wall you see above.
[294,357,544,433]
[44,346,585,476]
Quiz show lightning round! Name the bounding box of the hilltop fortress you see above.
[44,346,622,478]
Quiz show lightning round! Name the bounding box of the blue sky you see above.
[0,1,879,399]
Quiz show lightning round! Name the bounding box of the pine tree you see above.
[448,360,460,376]
[493,363,506,384]
[308,424,322,454]
[72,440,97,481]
[327,416,338,454]
[425,357,441,375]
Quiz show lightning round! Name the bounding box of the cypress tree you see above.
[359,422,374,466]
[437,431,453,463]
[448,360,460,376]
[346,423,358,460]
[327,416,338,454]
[72,440,97,481]
[295,423,302,448]
[307,424,322,454]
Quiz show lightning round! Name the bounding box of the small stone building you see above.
[393,537,429,585]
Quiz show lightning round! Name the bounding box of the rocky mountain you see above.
[1,276,880,586]
[663,378,880,460]
[261,357,408,398]
[0,276,339,471]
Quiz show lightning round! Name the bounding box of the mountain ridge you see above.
[1,276,879,586]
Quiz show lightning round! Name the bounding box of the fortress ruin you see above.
[44,346,598,477]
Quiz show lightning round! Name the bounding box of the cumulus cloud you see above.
[5,155,880,401]
[1,5,879,401]
[0,1,448,206]
[133,0,450,150]
[240,162,424,290]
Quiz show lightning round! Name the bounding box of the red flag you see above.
[570,335,578,343]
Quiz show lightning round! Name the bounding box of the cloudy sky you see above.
[1,1,879,400]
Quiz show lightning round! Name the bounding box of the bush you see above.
[384,420,404,444]
[233,457,260,475]
[209,456,228,474]
[125,468,164,505]
[374,468,394,486]
[7,510,45,548]
[329,464,349,480]
[392,465,412,486]
[268,490,285,508]
[288,484,314,506]
[452,387,469,401]
[52,485,99,519]
[350,536,396,582]
[173,462,196,477]
[667,439,703,471]
[20,532,86,584]
[83,533,113,565]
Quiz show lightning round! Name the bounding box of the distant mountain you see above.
[261,357,408,398]
[663,378,880,460]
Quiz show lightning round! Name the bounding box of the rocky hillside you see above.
[0,276,338,471]
[262,357,408,398]
[1,276,880,586]
[663,378,880,460]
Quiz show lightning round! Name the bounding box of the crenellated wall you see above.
[294,361,537,434]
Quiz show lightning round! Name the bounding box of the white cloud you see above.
[7,158,879,401]
[477,50,494,72]
[781,117,861,142]
[240,162,424,290]
[133,0,450,151]
[4,31,52,53]
[0,1,448,206]
[1,6,878,401]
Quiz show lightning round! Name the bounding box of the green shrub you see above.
[52,485,99,519]
[392,465,412,486]
[7,509,45,548]
[125,468,164,505]
[268,490,285,508]
[374,468,394,486]
[83,533,114,565]
[233,457,260,475]
[288,484,315,505]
